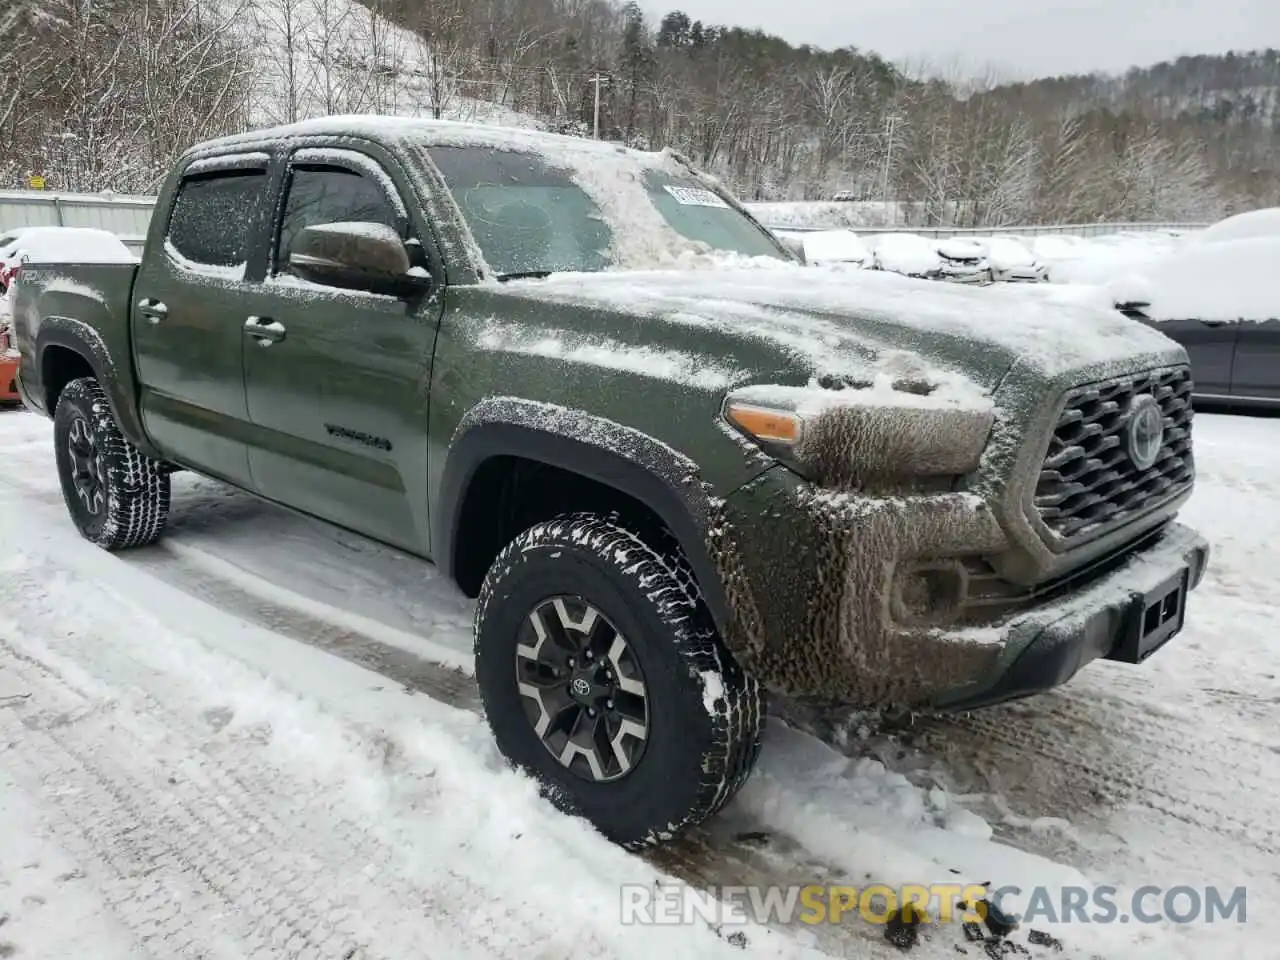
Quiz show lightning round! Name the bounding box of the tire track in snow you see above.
[886,682,1280,865]
[0,467,480,706]
[0,468,937,958]
[0,557,681,960]
[0,641,382,960]
[137,543,481,710]
[128,541,901,955]
[0,451,1082,959]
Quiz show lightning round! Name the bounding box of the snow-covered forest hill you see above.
[2,0,1278,226]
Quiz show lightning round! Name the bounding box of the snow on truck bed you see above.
[2,226,137,265]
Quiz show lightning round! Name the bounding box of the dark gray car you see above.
[1117,236,1280,406]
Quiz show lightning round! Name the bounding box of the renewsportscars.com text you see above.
[619,882,1247,926]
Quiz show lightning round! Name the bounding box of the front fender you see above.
[435,397,732,635]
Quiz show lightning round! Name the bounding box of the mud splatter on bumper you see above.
[709,465,1209,709]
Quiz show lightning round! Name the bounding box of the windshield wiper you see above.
[496,270,553,282]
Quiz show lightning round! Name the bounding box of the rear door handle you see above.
[244,316,286,346]
[137,298,168,324]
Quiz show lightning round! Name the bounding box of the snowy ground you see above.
[1,407,1276,959]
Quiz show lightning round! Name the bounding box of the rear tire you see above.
[474,512,763,848]
[53,377,170,550]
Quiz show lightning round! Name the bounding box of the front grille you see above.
[1033,367,1193,541]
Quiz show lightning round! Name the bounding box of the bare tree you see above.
[249,0,317,124]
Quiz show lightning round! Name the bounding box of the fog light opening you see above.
[894,563,967,626]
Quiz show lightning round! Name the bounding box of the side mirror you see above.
[1115,300,1152,320]
[289,221,429,297]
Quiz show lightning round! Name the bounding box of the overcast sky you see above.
[648,0,1280,79]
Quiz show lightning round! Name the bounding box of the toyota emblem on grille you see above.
[1125,395,1164,470]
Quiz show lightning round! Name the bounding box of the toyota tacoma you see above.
[11,116,1210,848]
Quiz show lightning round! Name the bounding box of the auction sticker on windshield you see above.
[663,185,730,208]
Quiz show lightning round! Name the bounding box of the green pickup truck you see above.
[12,116,1210,848]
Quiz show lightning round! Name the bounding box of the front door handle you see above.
[137,298,168,324]
[244,316,286,346]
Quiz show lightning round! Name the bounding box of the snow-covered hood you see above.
[495,265,1184,395]
[1107,236,1280,322]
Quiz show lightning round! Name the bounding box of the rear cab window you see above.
[165,155,270,280]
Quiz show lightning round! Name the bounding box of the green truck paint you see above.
[11,116,1211,846]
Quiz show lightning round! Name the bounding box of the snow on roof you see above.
[935,237,985,259]
[870,233,942,275]
[1195,207,1280,245]
[979,236,1038,269]
[190,115,666,165]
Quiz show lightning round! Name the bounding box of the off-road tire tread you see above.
[474,512,764,848]
[54,376,170,550]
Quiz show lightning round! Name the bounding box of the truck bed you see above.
[12,260,140,417]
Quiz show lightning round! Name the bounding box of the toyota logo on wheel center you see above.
[571,676,592,698]
[1125,395,1165,471]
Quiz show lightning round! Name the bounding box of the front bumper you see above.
[932,520,1209,711]
[937,260,991,283]
[709,467,1210,710]
[991,266,1048,283]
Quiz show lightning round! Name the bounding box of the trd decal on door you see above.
[325,424,393,451]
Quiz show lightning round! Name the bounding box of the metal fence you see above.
[0,188,1209,250]
[761,222,1209,237]
[0,190,155,254]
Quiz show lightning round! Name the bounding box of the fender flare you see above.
[35,318,163,460]
[435,398,731,634]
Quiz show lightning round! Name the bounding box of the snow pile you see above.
[739,720,1228,959]
[1190,206,1280,245]
[0,485,809,960]
[1035,232,1180,285]
[935,237,985,262]
[746,200,903,230]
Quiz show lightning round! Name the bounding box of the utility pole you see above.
[589,75,609,139]
[881,114,899,225]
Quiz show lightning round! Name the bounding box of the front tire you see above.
[53,377,170,550]
[474,513,763,848]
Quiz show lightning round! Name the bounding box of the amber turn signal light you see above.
[723,402,802,444]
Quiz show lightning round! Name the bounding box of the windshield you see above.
[427,145,787,276]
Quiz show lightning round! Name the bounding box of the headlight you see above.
[722,379,995,489]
